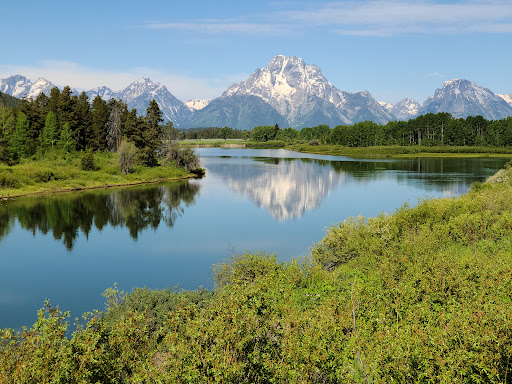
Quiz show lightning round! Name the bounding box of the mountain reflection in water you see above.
[202,155,498,221]
[0,181,200,251]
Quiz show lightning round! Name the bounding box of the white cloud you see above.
[144,1,512,38]
[0,61,248,101]
[283,0,512,36]
[148,21,286,36]
[427,72,444,78]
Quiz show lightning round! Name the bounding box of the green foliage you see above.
[34,169,55,183]
[0,171,21,188]
[80,150,96,171]
[58,123,75,154]
[41,110,59,152]
[10,111,30,159]
[161,142,202,172]
[118,139,138,175]
[250,125,275,142]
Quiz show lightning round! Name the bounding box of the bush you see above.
[0,172,22,188]
[80,151,96,171]
[34,169,55,183]
[118,140,138,175]
[161,143,201,172]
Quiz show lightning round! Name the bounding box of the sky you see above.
[1,0,511,104]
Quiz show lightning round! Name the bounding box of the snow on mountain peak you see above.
[185,99,211,111]
[498,94,512,107]
[391,98,420,120]
[444,79,462,87]
[421,79,512,120]
[0,75,54,99]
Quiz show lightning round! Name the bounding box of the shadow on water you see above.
[0,181,201,251]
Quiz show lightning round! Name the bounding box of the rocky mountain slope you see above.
[419,79,512,120]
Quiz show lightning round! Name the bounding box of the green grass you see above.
[0,151,193,198]
[180,139,248,147]
[287,144,512,158]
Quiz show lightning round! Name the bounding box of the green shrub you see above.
[0,172,22,188]
[80,151,96,171]
[33,169,55,183]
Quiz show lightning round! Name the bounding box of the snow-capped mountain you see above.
[391,97,420,120]
[185,99,211,111]
[378,101,394,113]
[86,86,121,101]
[219,55,393,128]
[498,94,512,108]
[85,78,192,127]
[117,78,192,126]
[187,94,288,129]
[0,75,55,99]
[3,68,512,129]
[419,79,512,120]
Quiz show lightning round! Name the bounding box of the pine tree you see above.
[141,99,163,166]
[41,111,59,152]
[10,112,30,159]
[74,92,92,150]
[58,123,74,154]
[90,96,109,151]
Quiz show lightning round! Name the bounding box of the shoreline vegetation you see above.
[181,138,512,158]
[0,152,197,199]
[1,162,512,381]
[0,91,205,198]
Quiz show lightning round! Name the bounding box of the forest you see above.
[0,88,193,168]
[180,114,512,149]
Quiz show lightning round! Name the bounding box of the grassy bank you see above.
[181,139,512,159]
[0,151,194,198]
[288,143,512,158]
[2,162,512,382]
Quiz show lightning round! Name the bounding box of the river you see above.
[0,148,507,329]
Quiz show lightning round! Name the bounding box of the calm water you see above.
[0,148,507,329]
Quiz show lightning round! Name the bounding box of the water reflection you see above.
[0,181,200,250]
[203,155,504,221]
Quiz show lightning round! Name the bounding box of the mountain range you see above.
[1,55,512,129]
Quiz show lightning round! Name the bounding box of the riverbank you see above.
[180,139,512,159]
[0,152,195,198]
[287,143,512,158]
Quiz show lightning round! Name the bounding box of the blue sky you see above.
[1,0,511,104]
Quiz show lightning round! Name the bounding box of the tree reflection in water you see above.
[0,181,200,250]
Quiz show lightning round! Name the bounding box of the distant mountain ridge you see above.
[2,57,512,128]
[418,79,512,120]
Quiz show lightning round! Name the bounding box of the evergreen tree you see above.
[141,99,163,166]
[41,111,59,152]
[10,112,30,159]
[124,109,145,149]
[90,96,109,151]
[58,123,74,154]
[47,87,61,114]
[57,86,77,135]
[74,92,92,150]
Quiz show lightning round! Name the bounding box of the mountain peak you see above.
[421,79,512,120]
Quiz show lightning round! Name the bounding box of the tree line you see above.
[0,88,179,167]
[180,113,512,147]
